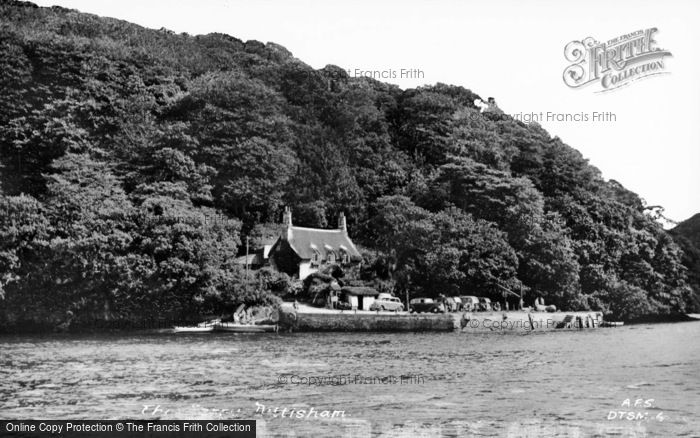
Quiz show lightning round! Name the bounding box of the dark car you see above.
[409,298,445,314]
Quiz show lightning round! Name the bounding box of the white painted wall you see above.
[298,261,317,280]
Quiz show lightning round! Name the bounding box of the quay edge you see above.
[278,305,604,333]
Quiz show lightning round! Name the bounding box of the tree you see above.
[0,194,50,301]
[129,181,242,317]
[425,208,520,299]
[430,157,544,249]
[218,136,297,220]
[517,213,582,309]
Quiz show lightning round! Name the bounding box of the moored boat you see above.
[173,326,214,333]
[173,319,219,333]
[214,322,278,333]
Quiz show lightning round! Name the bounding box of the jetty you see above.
[278,303,603,333]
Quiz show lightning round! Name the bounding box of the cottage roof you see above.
[285,226,361,260]
[341,286,379,296]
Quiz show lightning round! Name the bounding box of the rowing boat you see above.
[173,319,219,333]
[214,322,278,333]
[173,325,215,333]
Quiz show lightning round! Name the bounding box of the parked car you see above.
[478,297,493,311]
[409,298,445,314]
[452,297,463,311]
[461,296,480,311]
[370,294,404,312]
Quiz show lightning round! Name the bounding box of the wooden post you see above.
[245,236,250,290]
[519,285,523,310]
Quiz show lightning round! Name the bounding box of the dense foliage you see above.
[0,0,695,327]
[669,214,700,312]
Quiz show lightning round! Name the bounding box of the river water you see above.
[1,322,699,437]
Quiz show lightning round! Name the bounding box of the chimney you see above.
[338,211,347,232]
[282,206,292,227]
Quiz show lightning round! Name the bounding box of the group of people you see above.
[533,296,557,312]
[441,296,556,313]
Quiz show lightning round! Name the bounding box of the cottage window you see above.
[339,245,350,264]
[327,252,336,264]
[311,251,320,265]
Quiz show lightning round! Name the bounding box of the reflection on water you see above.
[1,323,699,437]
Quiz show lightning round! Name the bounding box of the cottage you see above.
[268,207,361,280]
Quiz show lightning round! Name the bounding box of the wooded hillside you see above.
[0,0,695,328]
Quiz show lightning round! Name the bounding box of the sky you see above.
[32,0,700,226]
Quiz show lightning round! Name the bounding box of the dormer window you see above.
[339,246,349,264]
[310,244,320,266]
[324,244,335,264]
